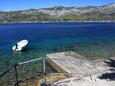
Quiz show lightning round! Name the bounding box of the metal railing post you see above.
[43,58,46,82]
[43,58,46,74]
[14,64,19,86]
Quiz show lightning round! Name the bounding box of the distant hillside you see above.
[0,3,115,23]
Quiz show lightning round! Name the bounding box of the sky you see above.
[0,0,115,11]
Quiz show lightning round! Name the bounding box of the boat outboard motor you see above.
[15,44,18,50]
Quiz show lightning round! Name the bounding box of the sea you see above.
[0,22,115,73]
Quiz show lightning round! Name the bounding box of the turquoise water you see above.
[0,22,115,72]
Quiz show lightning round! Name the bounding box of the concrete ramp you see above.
[47,52,109,79]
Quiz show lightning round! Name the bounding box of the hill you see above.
[0,3,115,23]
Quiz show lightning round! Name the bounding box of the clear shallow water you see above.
[0,22,115,72]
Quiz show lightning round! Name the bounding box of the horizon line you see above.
[1,2,114,12]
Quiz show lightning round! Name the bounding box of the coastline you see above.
[0,21,115,24]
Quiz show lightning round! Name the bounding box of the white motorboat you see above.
[12,39,28,51]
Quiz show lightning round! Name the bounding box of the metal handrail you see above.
[18,58,44,65]
[0,57,46,86]
[0,64,16,77]
[0,58,45,77]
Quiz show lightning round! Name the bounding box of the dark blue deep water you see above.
[0,22,115,72]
